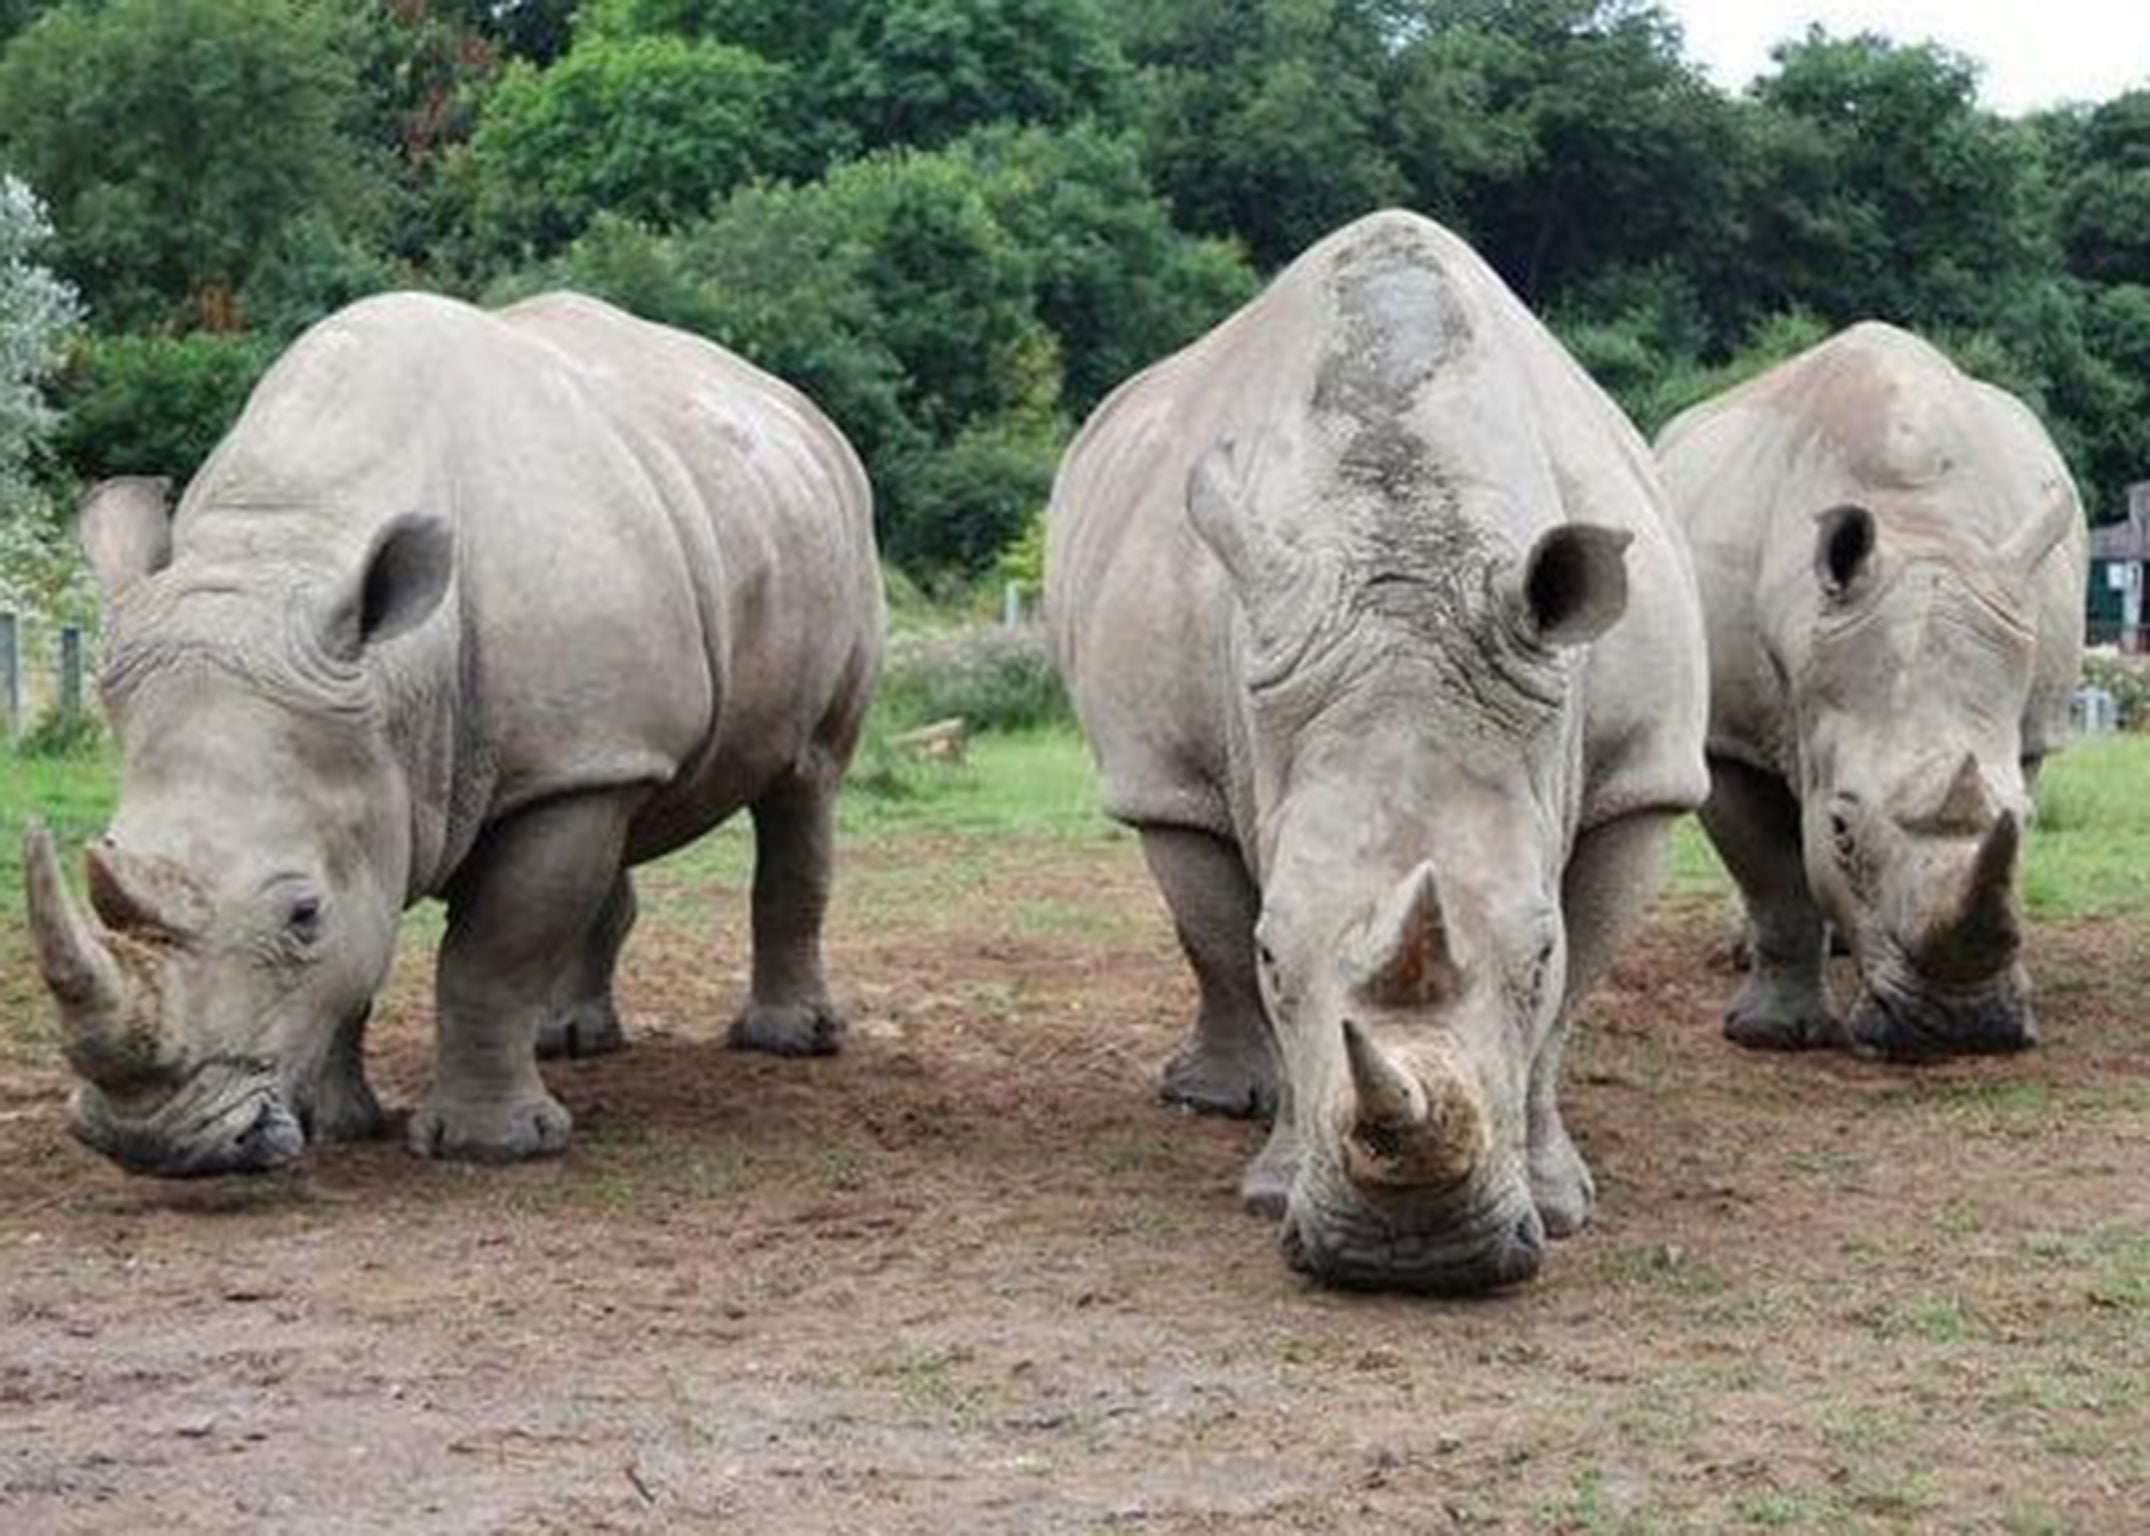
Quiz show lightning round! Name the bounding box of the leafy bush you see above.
[877,623,1066,733]
[15,700,102,757]
[2081,653,2150,732]
[53,329,276,484]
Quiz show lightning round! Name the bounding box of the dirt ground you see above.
[3,824,2146,1534]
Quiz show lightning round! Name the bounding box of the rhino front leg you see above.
[1139,826,1278,1122]
[410,793,637,1162]
[1538,809,1678,1236]
[1699,756,1842,1051]
[536,871,636,1059]
[728,767,845,1057]
[309,1005,385,1143]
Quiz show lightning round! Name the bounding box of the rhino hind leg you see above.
[1699,757,1844,1051]
[410,792,639,1162]
[1139,826,1279,1121]
[536,871,636,1059]
[309,1005,386,1142]
[1537,810,1679,1235]
[728,767,846,1057]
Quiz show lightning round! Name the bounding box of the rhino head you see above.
[24,478,452,1175]
[1191,438,1631,1291]
[1786,492,2073,1059]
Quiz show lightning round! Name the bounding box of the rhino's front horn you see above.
[1957,810,2021,952]
[23,823,170,1086]
[1923,811,2022,983]
[1339,1020,1486,1190]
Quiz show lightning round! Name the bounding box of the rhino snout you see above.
[68,1072,305,1178]
[1280,1183,1545,1295]
[1847,968,2038,1062]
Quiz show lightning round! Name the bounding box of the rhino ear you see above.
[1516,522,1630,648]
[1815,504,1877,599]
[78,477,174,603]
[325,513,452,657]
[1187,437,1277,591]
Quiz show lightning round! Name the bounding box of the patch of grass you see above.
[2025,734,2150,918]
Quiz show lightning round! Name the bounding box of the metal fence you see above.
[0,610,89,738]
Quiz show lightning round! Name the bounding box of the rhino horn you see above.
[1956,810,2022,954]
[1923,811,2022,979]
[1920,753,1995,835]
[85,840,208,940]
[1343,1017,1427,1128]
[25,822,123,1015]
[1339,1020,1485,1190]
[24,824,173,1087]
[1346,861,1460,1007]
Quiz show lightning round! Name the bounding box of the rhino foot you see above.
[1238,1117,1298,1219]
[1160,1041,1277,1119]
[307,1071,386,1144]
[406,1092,572,1163]
[1529,1135,1596,1238]
[1722,979,1846,1051]
[536,999,626,1060]
[728,999,847,1057]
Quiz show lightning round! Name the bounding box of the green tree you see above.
[2048,90,2150,286]
[0,174,74,513]
[1390,3,1744,318]
[1112,0,1405,267]
[953,123,1255,410]
[1745,28,2056,330]
[0,173,82,620]
[586,0,1131,166]
[0,0,384,331]
[465,32,790,259]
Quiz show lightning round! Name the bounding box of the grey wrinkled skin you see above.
[1046,211,1709,1294]
[26,292,883,1176]
[1656,322,2087,1061]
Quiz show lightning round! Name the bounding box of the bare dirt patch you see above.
[3,833,2147,1533]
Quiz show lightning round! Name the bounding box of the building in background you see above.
[2088,483,2149,652]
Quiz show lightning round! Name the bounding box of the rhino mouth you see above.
[1280,1178,1545,1295]
[1848,957,2037,1062]
[69,1060,306,1178]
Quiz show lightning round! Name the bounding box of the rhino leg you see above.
[1537,810,1676,1235]
[1139,826,1278,1120]
[728,768,845,1057]
[536,871,636,1059]
[309,1004,385,1142]
[1699,757,1844,1051]
[1238,1077,1299,1219]
[409,793,638,1162]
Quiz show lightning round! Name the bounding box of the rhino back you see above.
[1049,209,1706,843]
[179,291,880,882]
[1657,322,2084,769]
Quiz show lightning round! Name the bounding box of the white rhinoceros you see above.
[1655,321,2086,1059]
[1047,210,1709,1293]
[24,291,884,1175]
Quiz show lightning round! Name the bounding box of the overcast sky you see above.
[1661,1,2150,115]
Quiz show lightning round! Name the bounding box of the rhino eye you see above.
[1830,812,1856,863]
[286,896,324,945]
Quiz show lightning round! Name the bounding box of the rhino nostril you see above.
[1499,1211,1547,1283]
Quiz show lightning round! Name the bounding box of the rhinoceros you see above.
[1046,210,1709,1292]
[1655,322,2086,1059]
[23,291,884,1176]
